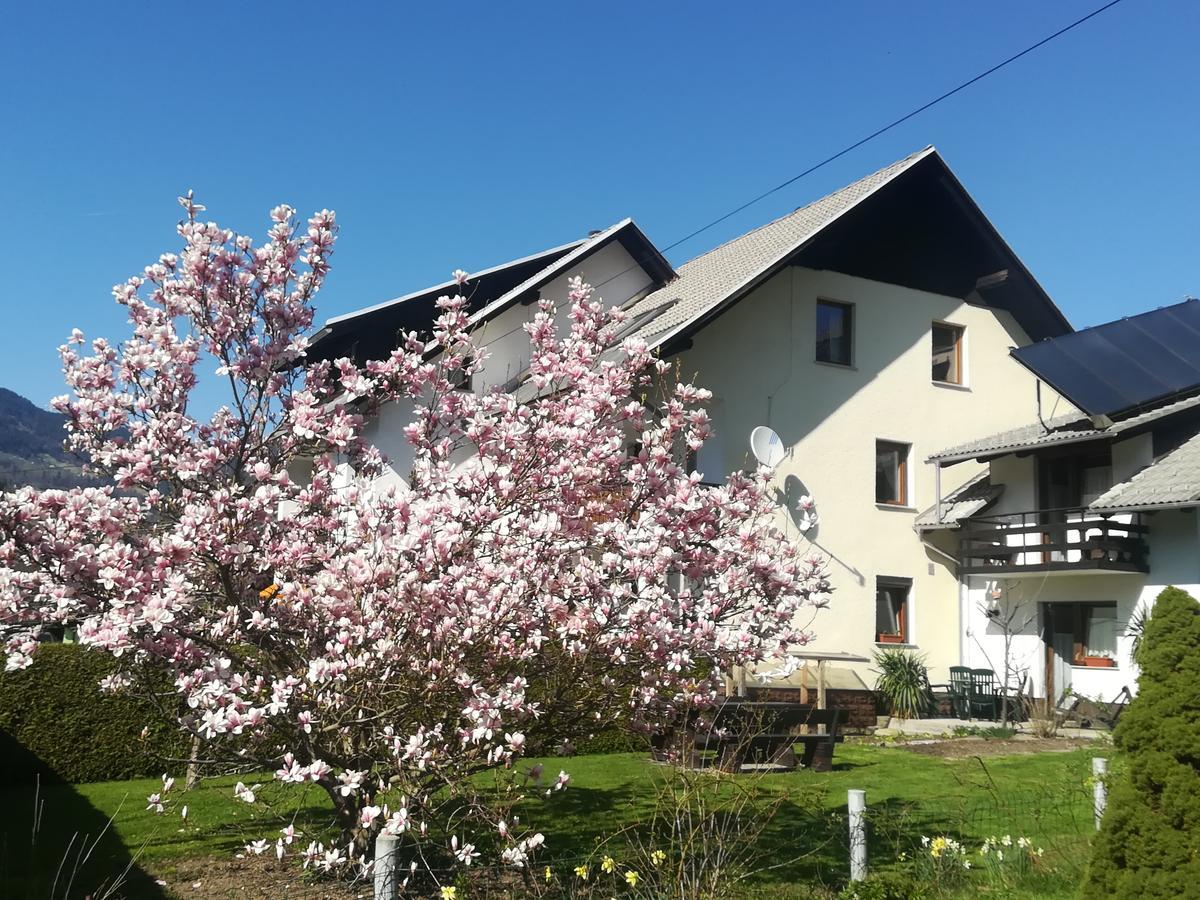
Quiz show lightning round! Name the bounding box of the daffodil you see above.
[601,855,616,874]
[574,864,589,880]
[440,888,456,900]
[625,869,640,887]
[544,866,552,882]
[651,849,666,867]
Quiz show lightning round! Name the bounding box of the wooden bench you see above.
[660,701,848,773]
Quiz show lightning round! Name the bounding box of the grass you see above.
[0,743,1109,898]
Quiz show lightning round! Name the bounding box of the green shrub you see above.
[571,727,649,755]
[872,649,932,720]
[0,643,189,784]
[1082,586,1200,898]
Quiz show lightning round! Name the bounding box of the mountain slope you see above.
[0,388,87,489]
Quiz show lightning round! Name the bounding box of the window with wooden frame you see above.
[875,440,910,506]
[875,578,911,643]
[1071,602,1118,666]
[931,322,964,384]
[816,299,854,366]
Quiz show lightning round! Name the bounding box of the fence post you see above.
[1092,757,1108,831]
[374,832,399,900]
[848,789,867,882]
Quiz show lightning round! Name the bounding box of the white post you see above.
[1092,757,1108,831]
[374,832,399,900]
[848,789,867,882]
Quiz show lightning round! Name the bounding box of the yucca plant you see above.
[873,649,932,721]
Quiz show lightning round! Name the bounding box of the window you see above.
[816,300,853,366]
[1073,603,1118,665]
[875,440,909,506]
[875,578,910,643]
[931,322,964,384]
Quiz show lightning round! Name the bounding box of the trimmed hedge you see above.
[1082,586,1200,898]
[0,643,189,784]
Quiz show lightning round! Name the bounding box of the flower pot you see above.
[1081,656,1116,668]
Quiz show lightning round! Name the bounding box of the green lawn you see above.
[0,742,1109,898]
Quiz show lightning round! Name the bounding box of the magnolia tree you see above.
[0,197,828,880]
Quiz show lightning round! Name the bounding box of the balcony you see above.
[959,507,1149,576]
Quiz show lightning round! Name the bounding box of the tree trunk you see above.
[186,735,203,790]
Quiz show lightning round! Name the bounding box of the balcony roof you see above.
[915,472,1003,531]
[927,392,1200,465]
[1090,429,1200,511]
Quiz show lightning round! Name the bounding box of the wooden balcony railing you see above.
[959,507,1149,575]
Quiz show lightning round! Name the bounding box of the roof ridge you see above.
[673,147,936,273]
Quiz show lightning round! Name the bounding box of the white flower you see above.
[360,805,382,828]
[245,840,270,856]
[234,782,256,803]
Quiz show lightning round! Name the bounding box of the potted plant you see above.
[873,648,933,721]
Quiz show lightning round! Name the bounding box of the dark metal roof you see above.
[1011,299,1200,419]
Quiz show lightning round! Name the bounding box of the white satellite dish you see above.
[749,426,786,470]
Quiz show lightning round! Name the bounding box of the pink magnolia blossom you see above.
[0,198,827,873]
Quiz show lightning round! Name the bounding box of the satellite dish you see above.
[749,426,786,470]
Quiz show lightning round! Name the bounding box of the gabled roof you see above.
[1011,299,1200,422]
[1090,429,1200,511]
[626,146,1071,351]
[306,220,673,365]
[927,392,1200,464]
[463,218,672,331]
[915,473,1004,530]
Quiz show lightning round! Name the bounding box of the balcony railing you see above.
[959,507,1150,575]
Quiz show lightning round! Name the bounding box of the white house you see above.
[923,299,1200,704]
[305,146,1085,702]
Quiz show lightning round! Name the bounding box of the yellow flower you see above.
[601,855,616,873]
[544,866,552,882]
[930,836,948,859]
[650,849,666,867]
[624,869,640,887]
[574,864,589,880]
[440,888,457,900]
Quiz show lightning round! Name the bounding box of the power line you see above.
[656,0,1129,257]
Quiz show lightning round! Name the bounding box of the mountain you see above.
[0,388,89,489]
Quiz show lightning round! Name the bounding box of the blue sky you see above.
[2,1,1197,410]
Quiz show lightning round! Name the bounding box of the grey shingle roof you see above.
[914,472,1004,530]
[627,147,936,348]
[1090,429,1200,510]
[927,393,1200,463]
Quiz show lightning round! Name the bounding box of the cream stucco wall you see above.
[673,265,1068,684]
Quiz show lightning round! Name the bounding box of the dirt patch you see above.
[900,737,1095,759]
[148,854,368,899]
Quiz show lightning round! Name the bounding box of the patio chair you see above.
[947,666,974,719]
[969,669,1001,721]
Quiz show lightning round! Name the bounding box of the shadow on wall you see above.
[0,729,165,899]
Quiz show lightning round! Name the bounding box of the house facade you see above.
[304,146,1083,691]
[923,300,1200,703]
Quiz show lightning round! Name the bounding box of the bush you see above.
[0,643,189,784]
[1082,586,1200,898]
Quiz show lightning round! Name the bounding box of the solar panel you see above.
[1011,299,1200,418]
